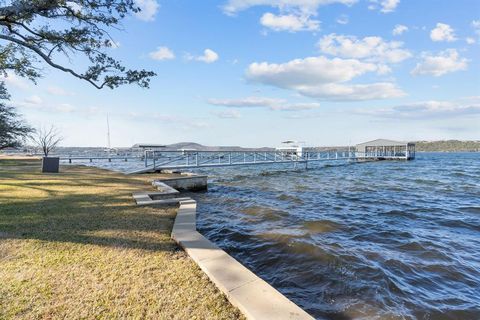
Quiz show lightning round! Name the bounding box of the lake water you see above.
[193,153,480,320]
[68,152,480,319]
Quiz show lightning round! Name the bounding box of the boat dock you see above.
[61,139,415,174]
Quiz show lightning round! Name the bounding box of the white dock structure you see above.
[355,139,415,160]
[129,149,356,173]
[62,139,415,173]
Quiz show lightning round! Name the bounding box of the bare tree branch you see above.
[31,125,63,157]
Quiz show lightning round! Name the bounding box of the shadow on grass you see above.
[0,192,180,252]
[0,159,181,253]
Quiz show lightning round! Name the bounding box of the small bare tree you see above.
[32,125,63,157]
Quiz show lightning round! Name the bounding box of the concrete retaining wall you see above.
[153,175,208,191]
[133,184,314,320]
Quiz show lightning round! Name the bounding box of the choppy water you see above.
[191,153,480,320]
[67,152,480,319]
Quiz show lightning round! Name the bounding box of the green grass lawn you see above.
[0,159,242,319]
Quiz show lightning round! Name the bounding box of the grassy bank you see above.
[0,159,242,319]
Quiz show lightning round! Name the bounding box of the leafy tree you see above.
[0,0,156,150]
[0,0,156,89]
[0,82,33,149]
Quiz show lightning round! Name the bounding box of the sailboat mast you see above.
[107,114,111,150]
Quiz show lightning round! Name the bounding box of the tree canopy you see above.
[0,82,33,149]
[0,1,156,150]
[0,0,156,89]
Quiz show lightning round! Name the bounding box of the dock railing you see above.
[60,148,412,173]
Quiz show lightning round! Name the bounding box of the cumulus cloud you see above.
[208,96,320,111]
[368,0,400,13]
[198,49,219,63]
[187,49,219,63]
[357,97,480,119]
[411,49,467,77]
[260,12,320,32]
[430,23,457,42]
[392,24,408,36]
[222,0,357,15]
[466,37,475,45]
[134,0,160,21]
[222,0,355,33]
[317,33,411,63]
[246,56,405,101]
[149,46,175,61]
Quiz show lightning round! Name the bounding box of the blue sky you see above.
[3,0,480,147]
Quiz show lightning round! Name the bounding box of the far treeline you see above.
[415,140,480,152]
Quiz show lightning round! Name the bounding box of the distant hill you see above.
[163,142,274,152]
[414,140,480,152]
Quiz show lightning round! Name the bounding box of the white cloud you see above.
[246,56,405,101]
[187,49,219,63]
[392,24,408,36]
[411,49,467,77]
[260,12,320,32]
[380,0,400,12]
[296,82,405,101]
[317,33,412,63]
[336,14,349,25]
[222,0,354,33]
[208,96,321,111]
[24,95,43,105]
[149,46,175,61]
[368,0,400,13]
[134,0,160,21]
[430,23,457,42]
[357,97,480,119]
[247,56,377,86]
[213,110,242,119]
[208,96,283,107]
[466,37,475,45]
[222,0,357,15]
[47,86,74,96]
[0,72,30,90]
[271,102,320,111]
[12,96,76,113]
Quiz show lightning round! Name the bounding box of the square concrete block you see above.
[229,278,314,320]
[175,210,196,225]
[172,222,196,234]
[197,251,258,293]
[174,231,225,263]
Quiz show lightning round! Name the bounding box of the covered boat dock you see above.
[355,139,415,160]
